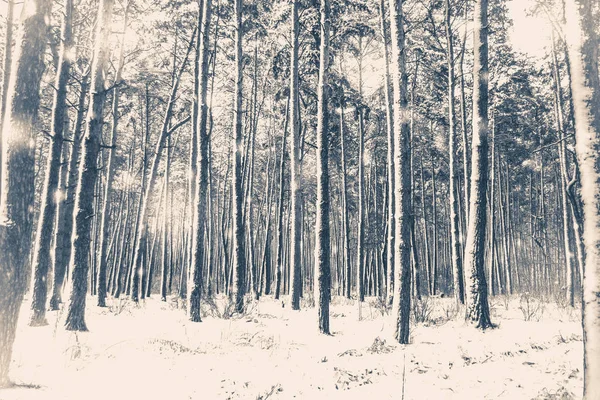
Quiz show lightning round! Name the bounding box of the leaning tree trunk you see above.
[97,1,129,308]
[188,0,212,322]
[564,0,600,395]
[388,0,411,344]
[315,0,331,335]
[130,30,195,303]
[232,0,247,313]
[29,0,73,326]
[65,0,114,332]
[0,0,50,386]
[463,0,493,330]
[289,0,303,311]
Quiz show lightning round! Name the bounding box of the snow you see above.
[2,294,583,399]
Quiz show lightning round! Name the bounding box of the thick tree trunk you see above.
[65,0,114,331]
[388,0,411,344]
[232,0,247,313]
[29,0,73,325]
[188,0,212,321]
[564,0,600,395]
[0,0,50,385]
[289,0,303,310]
[464,0,493,330]
[315,0,331,334]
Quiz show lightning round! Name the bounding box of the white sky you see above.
[507,0,552,59]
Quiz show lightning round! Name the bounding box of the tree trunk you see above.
[379,0,395,307]
[65,0,114,332]
[0,0,50,385]
[445,0,464,305]
[0,0,14,198]
[130,30,195,302]
[96,1,130,307]
[564,0,600,395]
[289,0,303,310]
[49,72,88,310]
[388,0,411,344]
[274,97,289,300]
[315,0,331,334]
[464,0,493,330]
[232,0,247,313]
[29,0,73,325]
[188,0,212,321]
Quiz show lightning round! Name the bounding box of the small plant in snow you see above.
[412,296,435,325]
[519,293,545,321]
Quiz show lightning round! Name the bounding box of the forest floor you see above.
[1,293,583,400]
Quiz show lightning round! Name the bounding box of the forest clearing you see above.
[2,295,584,399]
[0,0,599,398]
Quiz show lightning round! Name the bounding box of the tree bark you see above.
[289,0,303,310]
[96,1,130,307]
[49,71,88,310]
[0,0,50,385]
[315,0,331,334]
[188,0,212,321]
[563,0,600,395]
[29,0,73,325]
[388,0,411,344]
[65,0,114,331]
[464,0,493,330]
[445,0,465,305]
[232,0,246,313]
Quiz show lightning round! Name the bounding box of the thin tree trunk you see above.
[96,1,130,307]
[445,0,464,305]
[130,30,195,302]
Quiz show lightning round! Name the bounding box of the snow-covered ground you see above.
[2,294,583,399]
